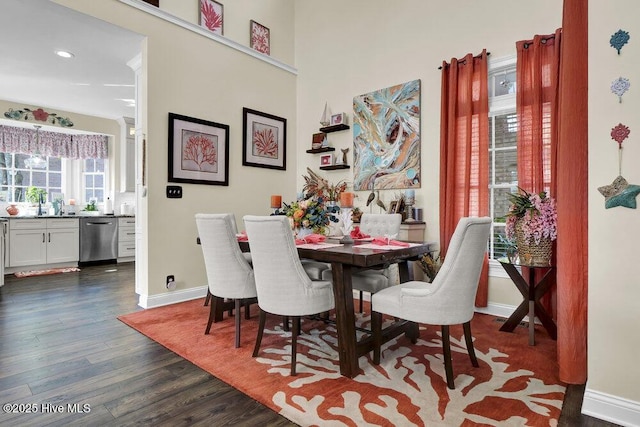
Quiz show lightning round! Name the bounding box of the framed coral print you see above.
[320,153,334,167]
[200,0,223,35]
[168,113,229,186]
[242,108,286,170]
[250,20,270,55]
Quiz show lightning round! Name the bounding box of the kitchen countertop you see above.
[4,214,135,219]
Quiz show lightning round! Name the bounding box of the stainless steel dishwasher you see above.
[79,217,118,262]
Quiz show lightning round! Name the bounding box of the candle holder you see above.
[404,198,416,222]
[338,207,354,244]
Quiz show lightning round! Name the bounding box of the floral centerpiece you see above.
[505,188,557,265]
[283,197,337,235]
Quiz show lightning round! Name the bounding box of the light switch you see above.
[166,185,182,198]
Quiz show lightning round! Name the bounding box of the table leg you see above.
[528,300,535,345]
[331,262,359,378]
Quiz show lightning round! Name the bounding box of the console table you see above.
[498,258,557,345]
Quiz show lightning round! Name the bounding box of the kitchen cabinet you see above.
[118,217,136,261]
[9,218,79,267]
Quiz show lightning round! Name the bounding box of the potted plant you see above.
[505,188,557,265]
[26,186,47,205]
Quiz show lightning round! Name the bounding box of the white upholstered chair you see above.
[196,213,257,348]
[243,215,335,376]
[371,216,491,389]
[322,213,403,312]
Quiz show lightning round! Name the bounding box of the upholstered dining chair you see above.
[195,213,258,348]
[370,216,491,389]
[243,215,335,376]
[322,213,403,312]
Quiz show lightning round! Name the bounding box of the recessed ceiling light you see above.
[55,50,75,59]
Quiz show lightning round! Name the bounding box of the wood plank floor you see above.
[0,263,619,426]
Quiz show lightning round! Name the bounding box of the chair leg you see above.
[234,299,241,348]
[204,295,217,334]
[244,300,251,319]
[204,289,212,306]
[441,325,455,389]
[252,309,267,357]
[283,316,290,332]
[371,311,383,364]
[359,290,364,313]
[291,316,299,376]
[463,321,479,367]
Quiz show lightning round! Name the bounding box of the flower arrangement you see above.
[505,188,557,244]
[302,168,347,201]
[283,197,337,234]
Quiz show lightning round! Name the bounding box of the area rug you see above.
[118,299,565,426]
[14,267,81,278]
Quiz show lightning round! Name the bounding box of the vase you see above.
[6,204,19,216]
[514,219,553,266]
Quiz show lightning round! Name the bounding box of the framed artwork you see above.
[200,0,223,35]
[250,20,270,55]
[312,132,326,149]
[242,108,286,170]
[330,113,346,126]
[353,79,421,191]
[168,113,229,186]
[320,153,334,167]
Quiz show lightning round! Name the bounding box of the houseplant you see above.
[505,188,557,265]
[26,186,47,204]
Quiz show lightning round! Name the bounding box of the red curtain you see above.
[439,49,489,307]
[556,0,588,384]
[516,0,588,384]
[516,30,562,323]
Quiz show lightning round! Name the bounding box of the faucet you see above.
[37,193,43,216]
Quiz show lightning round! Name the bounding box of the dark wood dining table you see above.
[248,239,435,378]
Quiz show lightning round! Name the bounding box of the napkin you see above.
[350,226,370,239]
[371,237,410,247]
[295,233,326,245]
[236,231,248,242]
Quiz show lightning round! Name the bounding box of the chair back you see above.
[195,213,256,299]
[427,217,491,322]
[243,215,334,316]
[360,213,402,237]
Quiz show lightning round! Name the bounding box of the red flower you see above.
[611,123,630,149]
[32,108,49,122]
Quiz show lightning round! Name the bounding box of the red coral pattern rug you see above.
[118,299,565,426]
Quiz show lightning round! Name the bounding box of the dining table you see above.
[239,237,436,378]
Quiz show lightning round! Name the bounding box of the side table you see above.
[498,258,557,345]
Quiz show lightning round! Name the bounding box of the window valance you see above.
[0,125,108,159]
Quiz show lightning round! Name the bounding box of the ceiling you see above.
[0,0,145,123]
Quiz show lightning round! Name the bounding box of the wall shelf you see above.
[306,147,335,154]
[319,124,350,133]
[320,164,350,171]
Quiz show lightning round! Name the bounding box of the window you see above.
[0,153,62,202]
[488,56,517,266]
[0,154,106,206]
[83,158,105,203]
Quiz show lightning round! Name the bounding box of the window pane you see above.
[494,187,518,220]
[95,158,104,172]
[492,150,517,185]
[494,70,517,96]
[492,225,514,260]
[32,172,46,187]
[95,174,103,188]
[494,113,518,148]
[49,157,62,171]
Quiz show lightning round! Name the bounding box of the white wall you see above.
[57,0,298,301]
[584,1,640,424]
[294,0,563,307]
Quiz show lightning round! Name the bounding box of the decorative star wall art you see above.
[611,77,630,102]
[610,29,630,54]
[598,123,640,209]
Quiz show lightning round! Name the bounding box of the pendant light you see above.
[24,125,47,169]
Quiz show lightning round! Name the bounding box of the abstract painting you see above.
[243,108,286,170]
[353,79,421,190]
[200,0,224,35]
[168,113,229,186]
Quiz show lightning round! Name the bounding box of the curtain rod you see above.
[438,51,490,70]
[523,34,556,49]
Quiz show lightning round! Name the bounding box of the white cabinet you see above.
[9,218,79,267]
[118,217,135,260]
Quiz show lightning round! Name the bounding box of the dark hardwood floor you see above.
[0,263,618,426]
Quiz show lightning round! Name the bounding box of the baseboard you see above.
[138,285,207,309]
[582,387,640,427]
